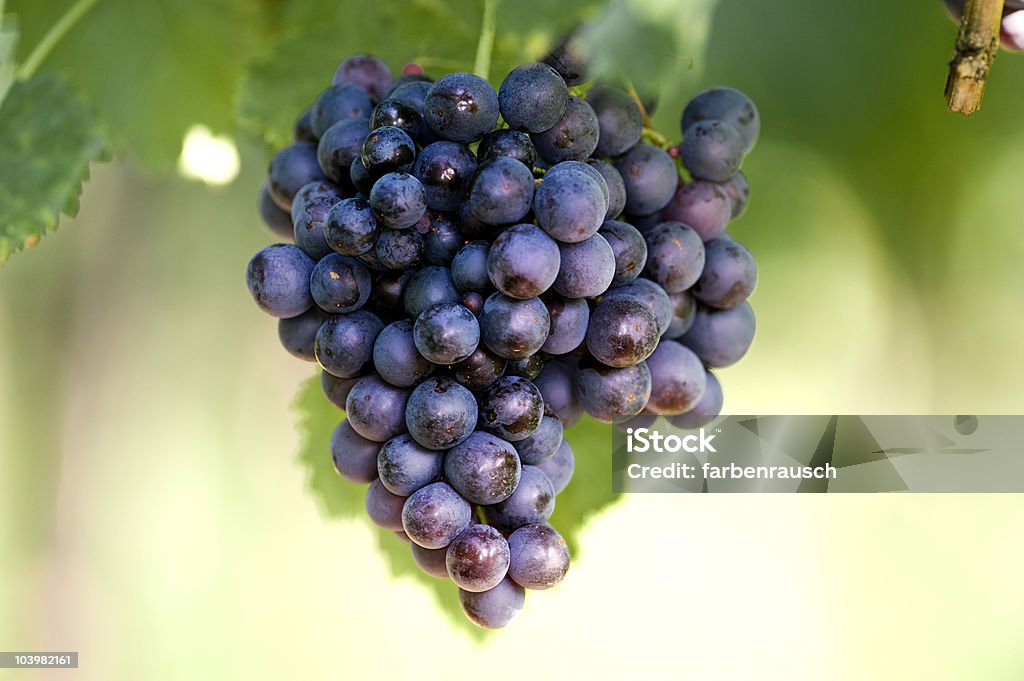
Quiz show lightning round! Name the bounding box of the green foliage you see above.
[0,74,106,263]
[294,373,620,634]
[237,0,603,148]
[8,0,264,171]
[0,5,17,104]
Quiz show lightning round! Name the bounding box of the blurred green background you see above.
[2,0,1024,678]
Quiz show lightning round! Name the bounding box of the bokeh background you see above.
[2,0,1024,679]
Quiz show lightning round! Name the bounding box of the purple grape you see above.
[681,301,756,367]
[373,320,435,388]
[311,84,375,137]
[514,415,564,465]
[479,293,550,360]
[278,307,327,361]
[588,85,643,157]
[469,158,536,225]
[413,303,480,364]
[405,377,478,450]
[346,374,411,442]
[498,62,569,134]
[534,360,583,428]
[661,180,732,242]
[507,524,570,590]
[411,543,449,579]
[680,119,745,182]
[333,54,394,101]
[644,340,707,415]
[681,87,760,153]
[402,481,473,549]
[599,220,648,286]
[478,376,544,442]
[245,243,315,318]
[487,224,560,299]
[552,233,616,299]
[459,576,525,629]
[484,465,555,532]
[310,253,372,313]
[365,478,406,531]
[259,184,294,239]
[535,440,574,494]
[614,144,678,217]
[412,141,478,211]
[325,197,378,256]
[669,370,723,430]
[586,295,660,368]
[321,372,360,410]
[268,142,328,210]
[644,221,705,294]
[377,433,444,496]
[444,431,522,505]
[541,294,589,355]
[314,310,383,378]
[453,347,508,391]
[330,419,380,484]
[530,95,600,164]
[533,163,607,243]
[575,359,652,422]
[692,237,757,309]
[423,73,499,143]
[446,524,511,593]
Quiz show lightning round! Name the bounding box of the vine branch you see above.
[473,0,498,81]
[945,0,1003,116]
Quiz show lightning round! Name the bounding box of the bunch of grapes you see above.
[945,0,1024,51]
[246,38,759,628]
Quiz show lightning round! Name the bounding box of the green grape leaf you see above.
[0,74,107,264]
[294,373,620,635]
[237,0,604,148]
[7,0,264,171]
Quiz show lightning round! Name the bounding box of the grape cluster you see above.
[247,44,759,628]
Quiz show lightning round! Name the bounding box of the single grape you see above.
[411,543,450,579]
[324,197,378,256]
[412,141,478,211]
[479,293,551,360]
[294,108,317,143]
[461,291,485,316]
[669,369,723,430]
[506,354,544,380]
[469,158,536,225]
[586,295,660,367]
[278,303,325,358]
[576,358,653,422]
[259,184,294,239]
[349,155,375,194]
[599,220,648,286]
[664,290,697,339]
[333,54,393,101]
[533,163,607,243]
[444,431,522,505]
[541,294,589,355]
[311,84,375,137]
[644,340,707,415]
[366,479,406,531]
[405,377,479,450]
[245,244,315,318]
[414,303,480,364]
[542,26,589,85]
[498,62,569,133]
[533,360,583,428]
[477,130,537,169]
[551,160,609,207]
[614,144,678,217]
[373,320,435,388]
[446,524,511,593]
[322,371,360,410]
[553,233,616,299]
[371,97,425,144]
[487,224,560,299]
[317,118,370,185]
[403,266,459,318]
[692,237,757,309]
[402,481,473,549]
[268,143,328,210]
[603,278,673,337]
[720,171,750,219]
[485,465,555,532]
[507,524,570,590]
[588,159,627,220]
[346,374,411,442]
[361,126,416,175]
[310,253,372,313]
[370,270,414,319]
[455,201,496,241]
[459,576,525,629]
[369,172,427,229]
[681,87,760,153]
[378,433,444,496]
[330,419,380,483]
[535,440,574,494]
[479,376,544,442]
[588,85,643,157]
[453,347,508,391]
[421,213,463,266]
[514,415,564,465]
[530,95,599,164]
[375,228,424,269]
[314,310,383,378]
[661,180,732,242]
[291,181,345,260]
[423,73,499,143]
[451,242,491,292]
[681,301,756,367]
[644,221,706,294]
[680,119,746,183]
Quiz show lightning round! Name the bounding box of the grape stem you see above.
[945,0,1004,115]
[473,0,499,82]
